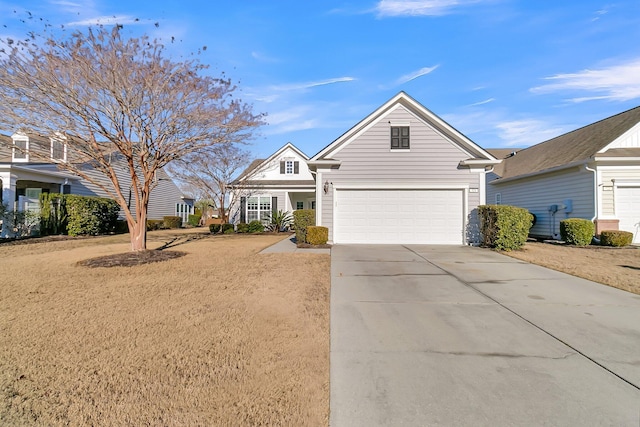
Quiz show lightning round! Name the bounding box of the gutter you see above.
[584,164,597,222]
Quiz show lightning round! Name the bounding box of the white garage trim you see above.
[614,182,640,243]
[332,185,468,245]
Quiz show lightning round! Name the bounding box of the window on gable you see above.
[280,160,299,175]
[390,126,410,150]
[51,138,66,162]
[12,137,28,161]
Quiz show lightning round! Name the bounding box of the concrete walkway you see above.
[259,234,331,254]
[330,244,640,426]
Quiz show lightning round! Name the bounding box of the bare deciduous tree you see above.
[0,25,264,250]
[170,143,252,224]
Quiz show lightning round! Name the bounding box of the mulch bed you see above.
[77,250,187,268]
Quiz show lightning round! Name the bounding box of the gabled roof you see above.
[310,91,497,163]
[494,105,640,181]
[231,142,309,185]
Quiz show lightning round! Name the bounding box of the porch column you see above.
[1,172,17,238]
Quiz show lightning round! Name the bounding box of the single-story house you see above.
[229,142,315,224]
[231,92,499,244]
[1,132,193,237]
[486,105,640,243]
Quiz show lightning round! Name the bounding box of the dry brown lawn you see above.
[503,241,640,295]
[0,229,330,426]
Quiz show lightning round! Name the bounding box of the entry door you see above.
[25,188,42,213]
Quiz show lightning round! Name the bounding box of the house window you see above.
[391,126,410,150]
[247,196,271,222]
[51,139,66,162]
[175,203,193,224]
[495,193,502,205]
[12,137,28,161]
[296,201,304,210]
[280,160,299,174]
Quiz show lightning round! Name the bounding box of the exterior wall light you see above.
[323,180,329,194]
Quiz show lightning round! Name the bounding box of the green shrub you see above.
[248,220,265,233]
[600,230,633,247]
[269,210,293,232]
[146,219,163,231]
[560,218,594,246]
[187,214,202,227]
[39,193,67,235]
[65,195,120,236]
[114,220,129,234]
[163,216,183,229]
[478,205,533,251]
[210,223,235,234]
[293,209,315,243]
[306,226,328,245]
[236,222,249,233]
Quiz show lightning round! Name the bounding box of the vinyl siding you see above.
[600,167,640,216]
[487,167,594,238]
[320,105,482,242]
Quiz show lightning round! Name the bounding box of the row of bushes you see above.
[479,205,633,250]
[205,210,329,245]
[560,218,633,247]
[40,193,121,237]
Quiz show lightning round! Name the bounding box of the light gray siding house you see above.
[308,92,498,244]
[0,132,193,236]
[228,142,315,225]
[487,105,640,243]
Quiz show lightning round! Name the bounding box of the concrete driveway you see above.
[330,244,640,426]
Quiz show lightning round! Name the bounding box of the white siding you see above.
[487,167,594,238]
[249,146,314,182]
[603,122,640,150]
[599,167,640,216]
[320,105,482,243]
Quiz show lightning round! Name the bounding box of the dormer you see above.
[11,133,29,162]
[50,133,68,163]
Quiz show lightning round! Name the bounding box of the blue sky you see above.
[2,0,640,159]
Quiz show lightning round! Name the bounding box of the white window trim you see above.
[285,160,294,175]
[50,138,68,162]
[246,195,272,223]
[12,136,29,162]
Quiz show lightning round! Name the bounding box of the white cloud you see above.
[66,15,143,27]
[468,97,495,106]
[267,77,356,92]
[375,0,482,17]
[495,119,565,147]
[396,65,439,84]
[531,58,640,102]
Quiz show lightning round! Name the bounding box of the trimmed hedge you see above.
[236,222,249,233]
[478,205,533,251]
[600,230,633,247]
[65,195,120,236]
[146,219,164,231]
[187,214,202,227]
[293,209,315,243]
[163,216,183,229]
[560,218,594,246]
[39,193,67,235]
[210,223,234,234]
[248,220,265,233]
[306,226,328,245]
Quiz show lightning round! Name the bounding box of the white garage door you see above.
[334,189,464,244]
[616,186,640,244]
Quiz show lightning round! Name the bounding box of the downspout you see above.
[584,164,597,222]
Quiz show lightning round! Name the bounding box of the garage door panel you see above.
[616,187,640,244]
[335,189,464,244]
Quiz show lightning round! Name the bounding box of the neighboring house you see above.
[486,105,640,243]
[228,142,315,224]
[0,132,194,236]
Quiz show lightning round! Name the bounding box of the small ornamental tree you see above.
[0,24,264,250]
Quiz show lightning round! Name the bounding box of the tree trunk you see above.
[129,219,147,251]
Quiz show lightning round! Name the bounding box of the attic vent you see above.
[506,151,517,158]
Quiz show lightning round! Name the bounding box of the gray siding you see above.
[487,167,594,238]
[320,105,482,242]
